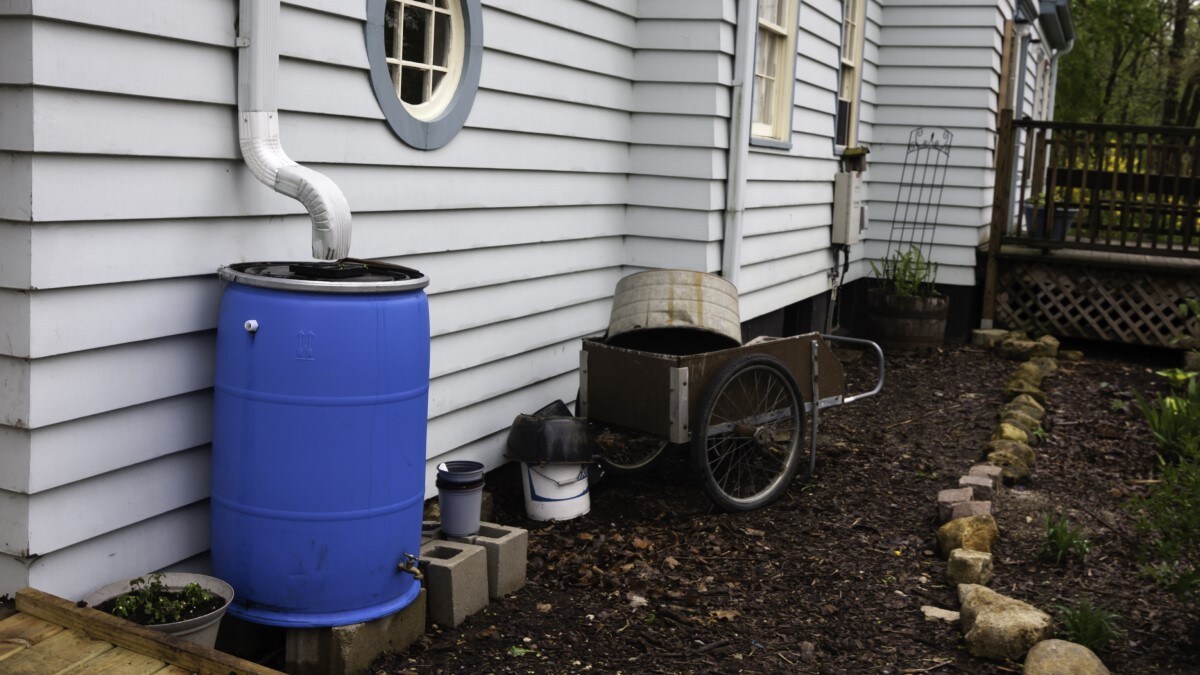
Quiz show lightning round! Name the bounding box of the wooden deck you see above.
[0,588,281,675]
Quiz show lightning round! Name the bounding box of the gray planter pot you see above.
[84,573,234,648]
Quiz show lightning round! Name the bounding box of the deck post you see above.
[981,108,1016,328]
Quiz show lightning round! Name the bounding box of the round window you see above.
[366,0,482,150]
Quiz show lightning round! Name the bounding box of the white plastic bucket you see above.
[521,462,590,521]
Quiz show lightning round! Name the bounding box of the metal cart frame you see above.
[579,332,884,510]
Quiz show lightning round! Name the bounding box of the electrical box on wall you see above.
[832,171,866,245]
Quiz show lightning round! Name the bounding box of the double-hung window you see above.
[752,0,800,144]
[836,0,867,148]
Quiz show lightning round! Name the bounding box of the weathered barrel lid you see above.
[219,259,428,293]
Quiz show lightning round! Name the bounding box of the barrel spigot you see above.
[398,553,422,581]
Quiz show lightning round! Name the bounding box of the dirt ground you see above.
[374,342,1199,674]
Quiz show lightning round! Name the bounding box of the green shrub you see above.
[1055,599,1122,652]
[1038,515,1091,564]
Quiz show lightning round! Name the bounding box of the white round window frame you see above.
[366,0,482,150]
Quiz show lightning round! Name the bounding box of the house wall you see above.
[863,0,1014,287]
[0,0,859,600]
[0,0,643,600]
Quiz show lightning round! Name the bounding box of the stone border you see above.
[918,331,1111,672]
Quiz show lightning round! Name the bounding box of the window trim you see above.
[365,0,482,150]
[749,0,801,147]
[835,0,867,151]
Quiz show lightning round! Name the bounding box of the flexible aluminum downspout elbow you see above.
[238,0,351,260]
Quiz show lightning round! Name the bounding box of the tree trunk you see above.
[1161,0,1190,125]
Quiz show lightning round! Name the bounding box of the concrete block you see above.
[937,487,974,523]
[419,539,488,628]
[950,500,993,521]
[968,464,1004,491]
[286,589,425,675]
[449,522,528,600]
[958,474,994,501]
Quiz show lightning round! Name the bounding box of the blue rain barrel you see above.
[211,261,429,628]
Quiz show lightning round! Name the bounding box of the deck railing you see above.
[1003,119,1200,259]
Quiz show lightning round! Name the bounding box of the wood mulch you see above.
[375,342,1200,674]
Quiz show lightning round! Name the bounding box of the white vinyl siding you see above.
[862,1,1013,287]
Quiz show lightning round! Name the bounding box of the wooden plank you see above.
[0,629,113,674]
[0,613,63,661]
[61,646,166,674]
[981,108,1014,325]
[15,588,283,675]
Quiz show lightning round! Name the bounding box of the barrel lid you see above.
[219,259,429,293]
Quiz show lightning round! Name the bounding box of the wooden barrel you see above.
[866,287,948,351]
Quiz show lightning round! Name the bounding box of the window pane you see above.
[401,67,425,104]
[432,70,446,95]
[402,6,429,64]
[759,0,783,26]
[753,75,768,125]
[385,3,399,58]
[435,0,450,7]
[433,12,450,67]
[758,32,779,79]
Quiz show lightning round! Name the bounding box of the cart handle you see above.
[819,334,885,405]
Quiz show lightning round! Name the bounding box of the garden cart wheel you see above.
[596,435,669,474]
[690,353,804,511]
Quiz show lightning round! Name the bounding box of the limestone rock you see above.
[1009,394,1046,415]
[993,422,1030,444]
[958,474,994,501]
[921,605,961,623]
[1014,362,1046,385]
[968,464,1004,490]
[1034,335,1060,358]
[999,338,1040,361]
[1023,639,1110,674]
[1005,330,1030,341]
[987,440,1036,467]
[938,515,999,558]
[1005,378,1045,404]
[958,584,1054,662]
[1001,401,1045,423]
[950,500,993,521]
[1001,409,1042,435]
[938,487,975,522]
[986,449,1031,482]
[1184,350,1199,371]
[947,548,994,586]
[1059,349,1084,362]
[972,329,1010,349]
[1028,356,1059,376]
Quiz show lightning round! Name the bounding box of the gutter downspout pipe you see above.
[238,0,351,260]
[721,0,756,290]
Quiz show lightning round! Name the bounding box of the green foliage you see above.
[100,573,220,626]
[1056,0,1176,125]
[869,246,939,298]
[1038,515,1091,564]
[1136,363,1200,462]
[1130,452,1200,603]
[1055,599,1122,652]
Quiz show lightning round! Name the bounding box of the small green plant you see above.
[870,246,940,298]
[1055,599,1121,652]
[1038,515,1091,564]
[97,573,223,626]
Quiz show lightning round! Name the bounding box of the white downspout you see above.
[238,0,351,260]
[1046,38,1073,121]
[721,0,756,290]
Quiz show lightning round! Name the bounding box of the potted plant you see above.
[866,246,948,351]
[84,572,234,648]
[1022,193,1078,241]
